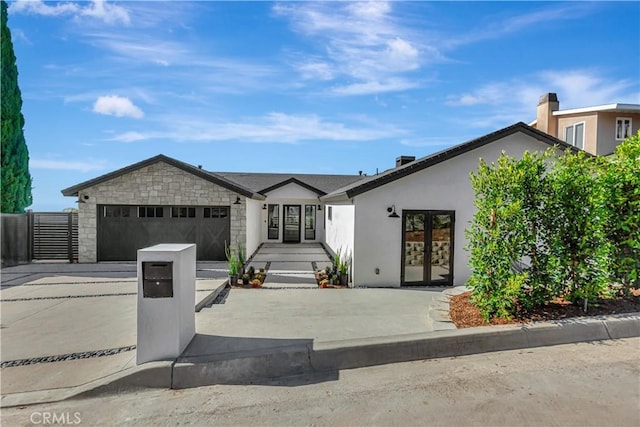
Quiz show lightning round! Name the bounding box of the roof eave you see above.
[259,177,327,196]
[60,154,258,199]
[338,122,577,199]
[320,191,350,203]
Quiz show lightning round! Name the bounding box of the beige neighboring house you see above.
[531,92,640,155]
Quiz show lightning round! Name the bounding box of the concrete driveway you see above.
[0,255,452,399]
[0,262,227,395]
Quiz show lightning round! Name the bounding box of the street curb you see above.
[170,312,640,388]
[2,313,638,406]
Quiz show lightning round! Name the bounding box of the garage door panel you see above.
[97,205,230,261]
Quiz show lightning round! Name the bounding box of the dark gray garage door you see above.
[97,205,230,261]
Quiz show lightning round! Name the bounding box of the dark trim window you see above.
[171,207,196,218]
[305,205,316,240]
[204,207,228,218]
[328,206,332,221]
[138,206,164,218]
[268,204,279,240]
[104,206,131,218]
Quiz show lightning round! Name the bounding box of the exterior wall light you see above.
[233,196,241,205]
[387,205,400,218]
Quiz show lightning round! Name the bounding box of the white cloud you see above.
[30,159,108,173]
[442,3,595,50]
[109,112,405,144]
[10,0,129,25]
[275,2,429,95]
[78,0,130,25]
[297,61,335,81]
[445,69,640,129]
[447,69,638,111]
[332,78,419,96]
[93,95,144,119]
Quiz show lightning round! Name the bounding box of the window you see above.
[616,117,633,140]
[564,122,584,149]
[204,207,228,218]
[171,207,196,218]
[138,206,163,218]
[328,206,332,221]
[104,206,131,218]
[268,204,279,239]
[305,205,316,240]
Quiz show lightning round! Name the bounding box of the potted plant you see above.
[332,248,342,275]
[248,266,255,280]
[225,241,239,285]
[242,273,250,285]
[237,243,246,276]
[338,252,352,287]
[331,274,340,286]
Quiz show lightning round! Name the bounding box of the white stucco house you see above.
[62,122,573,287]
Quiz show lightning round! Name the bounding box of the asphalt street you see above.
[3,338,638,427]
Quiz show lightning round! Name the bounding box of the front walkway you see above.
[248,243,333,289]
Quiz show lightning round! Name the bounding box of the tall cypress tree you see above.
[1,0,32,213]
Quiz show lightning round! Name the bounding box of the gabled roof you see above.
[321,122,577,202]
[214,172,365,196]
[61,154,262,199]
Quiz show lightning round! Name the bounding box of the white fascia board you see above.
[553,103,640,116]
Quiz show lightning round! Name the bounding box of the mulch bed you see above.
[449,289,640,328]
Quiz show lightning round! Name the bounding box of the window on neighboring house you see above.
[171,207,196,218]
[564,122,585,149]
[616,117,633,140]
[328,206,332,221]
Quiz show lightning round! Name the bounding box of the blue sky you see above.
[7,0,640,211]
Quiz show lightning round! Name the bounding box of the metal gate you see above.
[29,211,78,262]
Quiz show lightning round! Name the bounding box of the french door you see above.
[283,205,301,243]
[401,210,454,286]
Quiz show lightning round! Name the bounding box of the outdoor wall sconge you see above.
[233,196,241,205]
[262,204,267,210]
[387,205,400,218]
[317,204,322,211]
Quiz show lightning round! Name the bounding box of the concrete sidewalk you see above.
[249,243,331,289]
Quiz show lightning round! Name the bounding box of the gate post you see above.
[27,210,34,262]
[67,212,73,262]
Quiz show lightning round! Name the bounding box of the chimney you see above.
[536,93,559,136]
[396,155,415,168]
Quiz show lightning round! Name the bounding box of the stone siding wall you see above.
[77,161,246,262]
